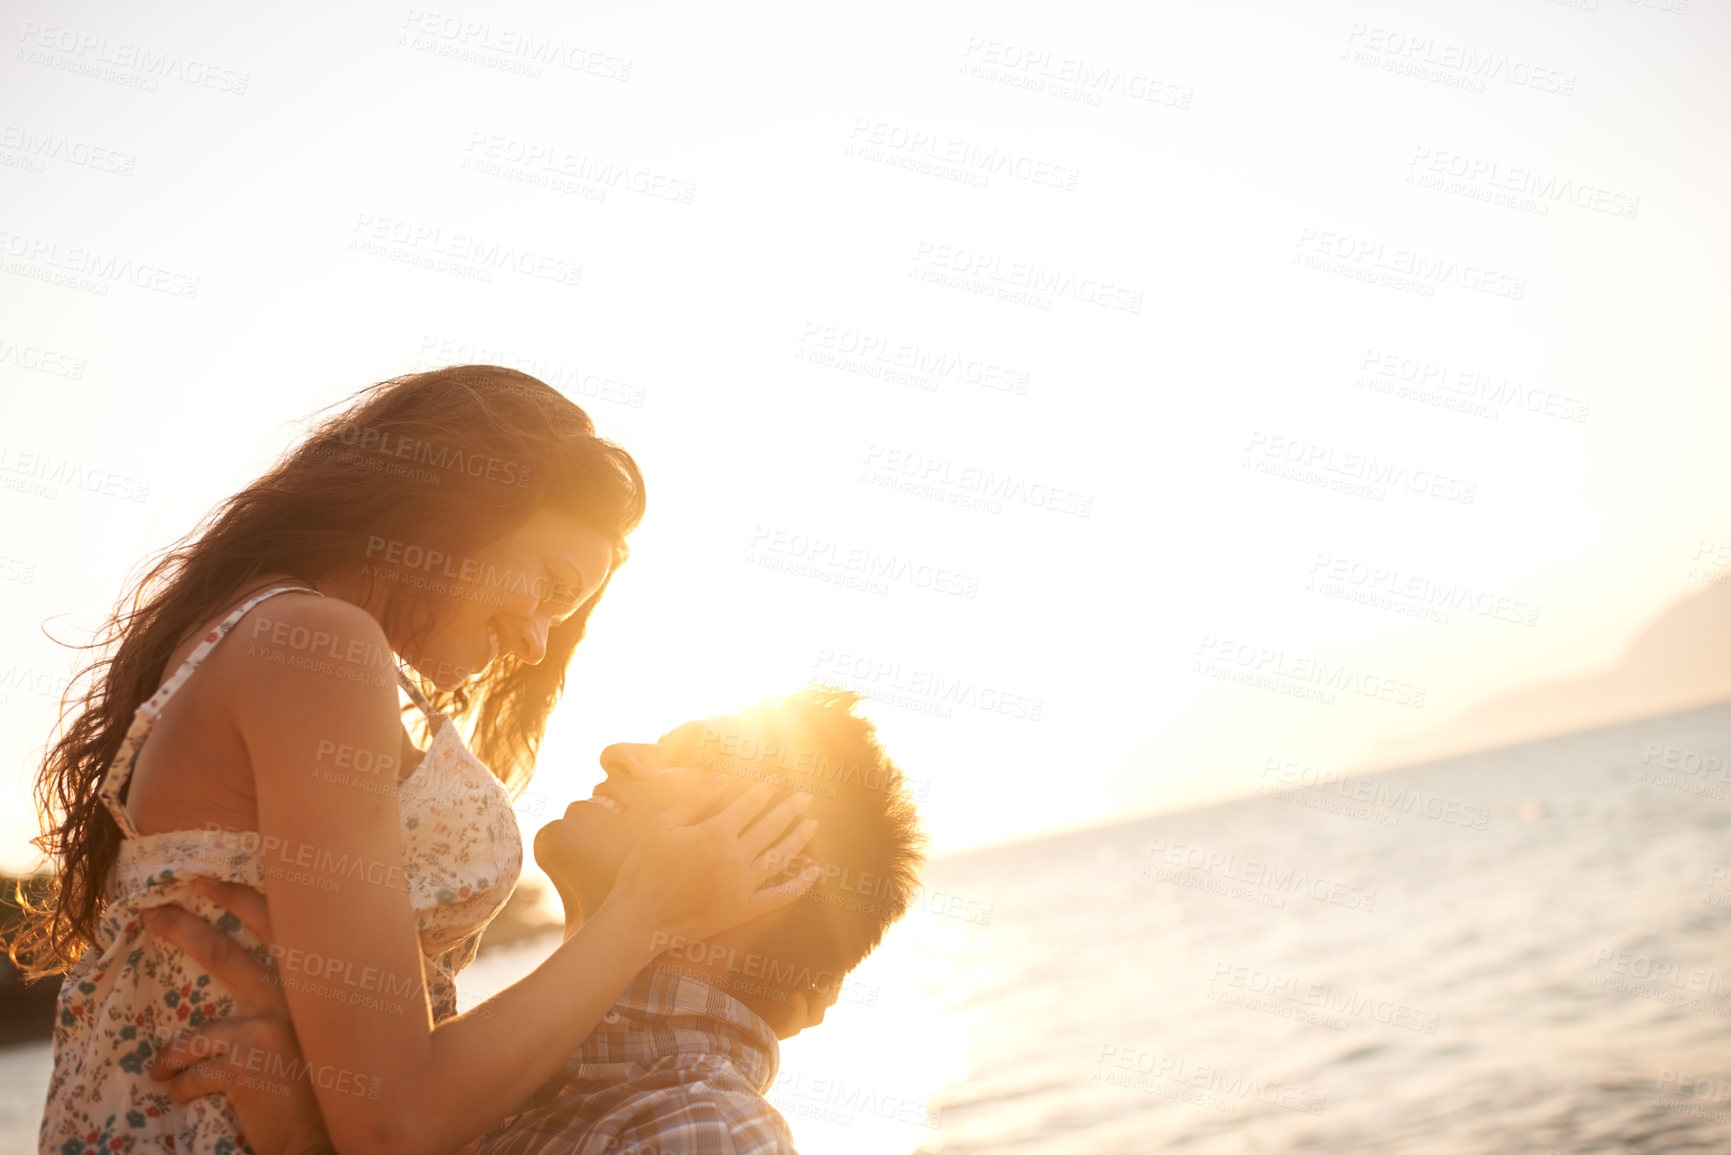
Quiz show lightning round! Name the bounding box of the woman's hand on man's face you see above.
[611,777,823,946]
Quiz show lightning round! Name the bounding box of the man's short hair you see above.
[671,685,927,992]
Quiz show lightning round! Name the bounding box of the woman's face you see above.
[390,507,616,690]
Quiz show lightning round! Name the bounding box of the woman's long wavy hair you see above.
[11,365,645,978]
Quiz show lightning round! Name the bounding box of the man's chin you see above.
[532,827,615,919]
[557,872,613,935]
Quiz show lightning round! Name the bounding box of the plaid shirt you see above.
[472,968,798,1155]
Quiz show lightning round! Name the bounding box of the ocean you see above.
[6,700,1731,1153]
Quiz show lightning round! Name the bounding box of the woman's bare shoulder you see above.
[201,582,396,710]
[225,584,385,644]
[166,576,328,653]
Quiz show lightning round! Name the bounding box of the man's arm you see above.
[143,900,332,1155]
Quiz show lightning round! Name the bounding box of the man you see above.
[147,686,928,1154]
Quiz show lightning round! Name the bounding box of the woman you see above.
[15,365,821,1155]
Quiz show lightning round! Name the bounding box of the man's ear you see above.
[763,993,803,1040]
[774,986,838,1041]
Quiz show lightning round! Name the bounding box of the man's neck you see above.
[647,945,793,1032]
[561,902,793,1031]
[526,968,787,1108]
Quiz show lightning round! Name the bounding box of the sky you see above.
[2,0,1728,880]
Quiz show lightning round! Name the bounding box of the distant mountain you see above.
[1369,582,1731,768]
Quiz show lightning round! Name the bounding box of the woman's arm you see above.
[148,881,839,1154]
[214,595,816,1155]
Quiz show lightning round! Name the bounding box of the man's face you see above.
[533,718,789,920]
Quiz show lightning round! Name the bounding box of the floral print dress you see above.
[40,585,524,1155]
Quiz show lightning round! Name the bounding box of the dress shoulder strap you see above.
[394,667,441,720]
[98,584,323,839]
